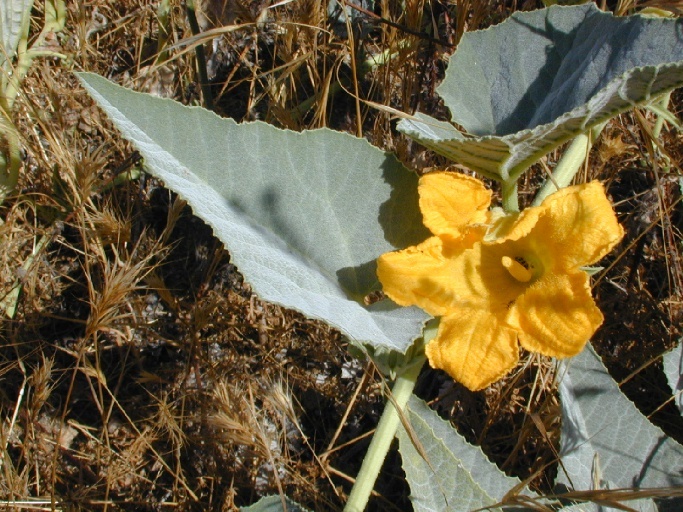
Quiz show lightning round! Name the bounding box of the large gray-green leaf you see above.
[241,495,310,512]
[78,72,430,353]
[399,4,683,182]
[663,341,683,416]
[560,502,657,512]
[558,345,683,510]
[0,0,33,72]
[398,395,525,511]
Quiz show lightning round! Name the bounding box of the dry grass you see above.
[0,0,682,510]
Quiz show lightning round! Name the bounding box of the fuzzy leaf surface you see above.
[0,0,33,71]
[398,4,683,181]
[558,345,683,510]
[560,503,656,512]
[398,395,525,511]
[241,495,310,512]
[663,341,683,416]
[78,72,430,354]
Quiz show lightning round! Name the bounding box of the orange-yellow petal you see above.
[425,310,519,391]
[510,271,604,358]
[378,237,505,317]
[419,172,491,241]
[377,237,455,317]
[533,182,624,269]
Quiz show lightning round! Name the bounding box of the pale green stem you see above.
[2,3,31,112]
[4,1,66,110]
[0,2,30,204]
[0,120,22,202]
[1,233,50,318]
[291,41,408,119]
[533,121,607,207]
[1,0,66,204]
[156,0,172,64]
[344,356,426,512]
[652,91,672,140]
[501,179,519,213]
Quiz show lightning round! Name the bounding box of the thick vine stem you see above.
[533,121,607,206]
[0,0,66,204]
[0,125,22,204]
[501,179,519,213]
[344,356,426,512]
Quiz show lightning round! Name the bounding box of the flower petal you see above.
[377,237,455,317]
[426,310,519,391]
[378,237,501,317]
[487,206,542,243]
[533,181,624,269]
[419,172,491,241]
[511,271,603,358]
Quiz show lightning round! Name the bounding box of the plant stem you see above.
[1,0,66,204]
[0,126,21,202]
[185,0,214,110]
[0,233,50,318]
[533,121,607,207]
[344,356,426,512]
[291,41,407,121]
[652,91,672,140]
[155,0,172,64]
[501,179,519,213]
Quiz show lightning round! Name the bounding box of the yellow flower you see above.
[377,172,624,391]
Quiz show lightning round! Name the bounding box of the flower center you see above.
[502,256,533,283]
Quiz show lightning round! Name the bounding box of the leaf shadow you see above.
[491,8,591,135]
[336,155,429,303]
[486,8,656,136]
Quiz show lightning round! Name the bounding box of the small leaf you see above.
[398,395,526,511]
[77,72,430,355]
[241,495,310,512]
[558,344,683,510]
[0,0,34,71]
[663,341,683,416]
[399,4,683,181]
